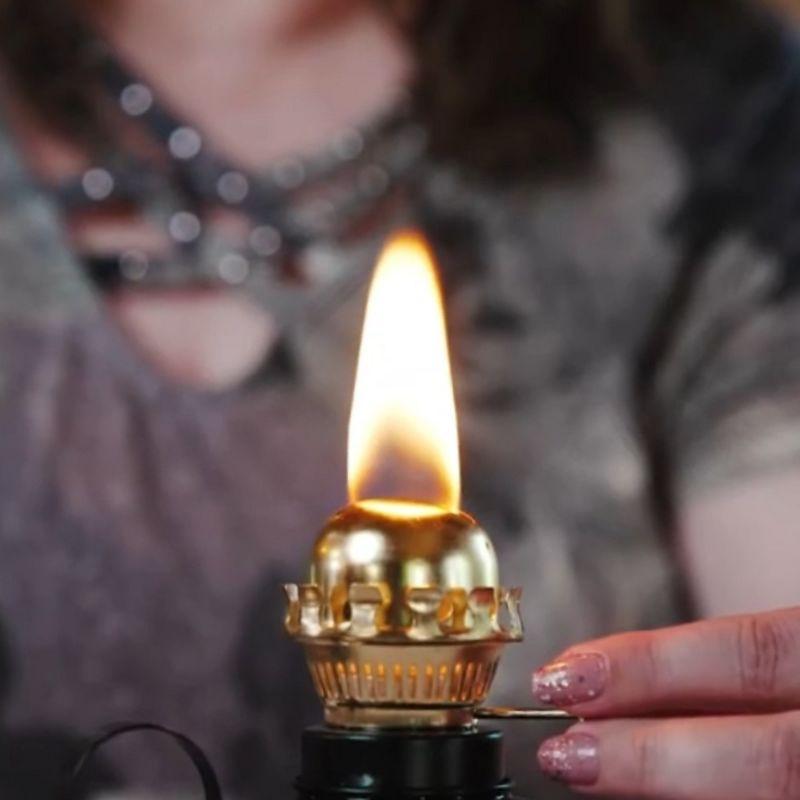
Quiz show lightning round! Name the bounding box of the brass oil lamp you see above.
[285,232,567,800]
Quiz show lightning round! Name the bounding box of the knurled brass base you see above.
[325,704,475,729]
[303,639,505,728]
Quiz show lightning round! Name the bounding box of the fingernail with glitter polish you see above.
[538,733,600,786]
[532,652,608,706]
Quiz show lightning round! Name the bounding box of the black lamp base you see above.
[295,725,514,800]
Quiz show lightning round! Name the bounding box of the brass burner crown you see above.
[285,501,523,728]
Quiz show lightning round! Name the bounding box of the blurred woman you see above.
[1,1,800,797]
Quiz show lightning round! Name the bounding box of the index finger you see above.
[532,607,800,716]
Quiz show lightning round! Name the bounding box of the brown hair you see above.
[396,1,637,173]
[0,0,638,173]
[0,0,111,146]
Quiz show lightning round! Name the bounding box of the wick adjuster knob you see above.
[474,707,580,722]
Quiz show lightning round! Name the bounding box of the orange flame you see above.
[348,231,460,513]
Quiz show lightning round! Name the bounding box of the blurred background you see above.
[2,1,800,798]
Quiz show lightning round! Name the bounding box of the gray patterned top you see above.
[1,55,800,800]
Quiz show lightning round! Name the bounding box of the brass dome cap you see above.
[315,500,497,593]
[285,502,522,643]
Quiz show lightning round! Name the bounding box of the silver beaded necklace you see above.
[48,46,429,298]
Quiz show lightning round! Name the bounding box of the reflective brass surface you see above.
[285,502,523,728]
[303,639,504,728]
[313,502,498,632]
[326,705,475,729]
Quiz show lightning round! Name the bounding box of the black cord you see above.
[63,722,223,800]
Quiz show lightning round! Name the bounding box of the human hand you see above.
[532,607,800,799]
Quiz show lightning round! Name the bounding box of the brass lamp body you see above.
[285,502,523,729]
